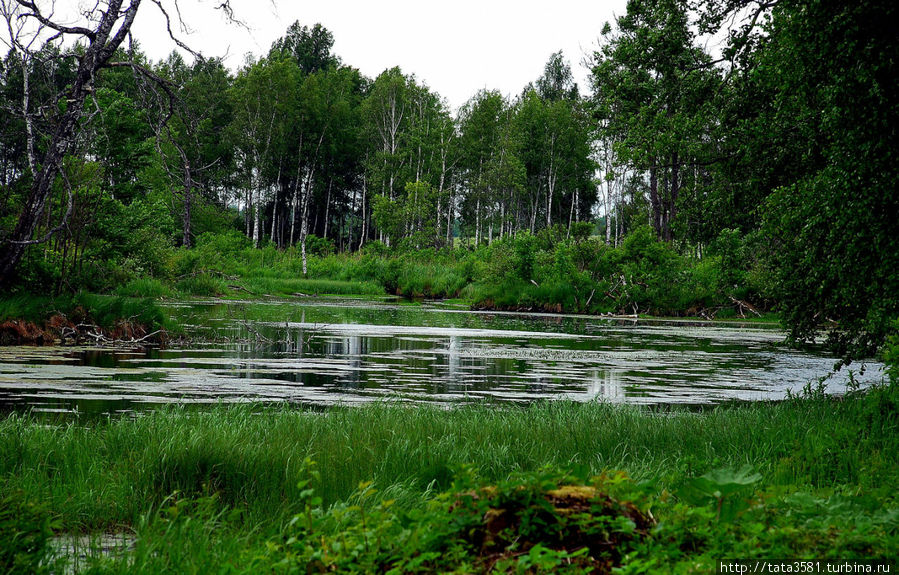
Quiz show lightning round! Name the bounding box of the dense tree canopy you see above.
[1,0,896,357]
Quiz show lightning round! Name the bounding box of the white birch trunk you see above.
[475,196,481,246]
[253,184,261,249]
[359,173,367,251]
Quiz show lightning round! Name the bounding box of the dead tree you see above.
[0,0,238,286]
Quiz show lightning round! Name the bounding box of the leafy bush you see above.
[258,466,654,574]
[303,234,334,256]
[708,228,746,296]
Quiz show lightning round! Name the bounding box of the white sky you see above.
[131,0,628,111]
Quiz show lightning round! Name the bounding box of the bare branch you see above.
[147,0,202,59]
[97,0,143,62]
[213,0,249,30]
[108,60,178,121]
[13,0,97,39]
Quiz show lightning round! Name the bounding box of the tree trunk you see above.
[475,196,481,246]
[445,184,454,249]
[323,178,332,240]
[182,163,193,248]
[300,167,314,275]
[359,173,368,251]
[0,0,140,286]
[253,180,262,249]
[665,152,680,242]
[649,166,661,238]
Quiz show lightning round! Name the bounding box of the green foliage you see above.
[591,0,721,242]
[439,227,759,315]
[174,273,227,297]
[764,167,899,359]
[3,222,768,321]
[678,466,762,522]
[707,228,745,295]
[259,467,652,573]
[0,492,58,574]
[712,0,899,360]
[511,231,537,282]
[241,276,382,297]
[0,295,58,323]
[883,323,899,384]
[0,293,166,332]
[4,385,899,571]
[71,292,167,330]
[303,234,334,256]
[115,278,172,299]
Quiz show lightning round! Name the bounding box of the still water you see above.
[0,298,885,415]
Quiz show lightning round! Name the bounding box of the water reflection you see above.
[583,370,626,403]
[0,299,886,415]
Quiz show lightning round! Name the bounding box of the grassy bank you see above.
[1,226,779,341]
[143,226,772,320]
[0,293,170,345]
[2,382,897,572]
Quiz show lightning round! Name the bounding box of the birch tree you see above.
[590,0,719,242]
[0,0,240,286]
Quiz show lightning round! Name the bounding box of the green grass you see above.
[114,278,173,299]
[173,273,229,297]
[0,295,60,324]
[0,293,168,331]
[1,383,897,571]
[1,384,897,571]
[1,384,897,519]
[239,276,384,297]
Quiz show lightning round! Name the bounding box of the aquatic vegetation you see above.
[0,381,897,571]
[2,385,897,572]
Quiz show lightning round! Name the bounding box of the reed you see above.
[2,386,896,531]
[2,383,897,572]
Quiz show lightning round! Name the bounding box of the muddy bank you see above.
[0,314,164,346]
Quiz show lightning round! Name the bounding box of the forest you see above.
[1,0,897,359]
[2,1,899,571]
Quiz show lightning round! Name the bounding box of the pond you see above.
[0,298,885,415]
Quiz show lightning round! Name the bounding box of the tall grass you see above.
[2,384,897,572]
[240,276,383,297]
[0,293,167,331]
[114,278,172,299]
[2,386,896,532]
[0,295,59,323]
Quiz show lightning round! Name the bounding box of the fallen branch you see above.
[240,321,272,343]
[728,296,762,318]
[228,284,257,295]
[130,329,165,344]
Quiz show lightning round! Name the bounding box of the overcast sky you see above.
[131,0,628,111]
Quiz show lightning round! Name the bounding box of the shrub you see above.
[258,467,654,574]
[303,234,335,256]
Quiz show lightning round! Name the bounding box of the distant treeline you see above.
[1,0,897,357]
